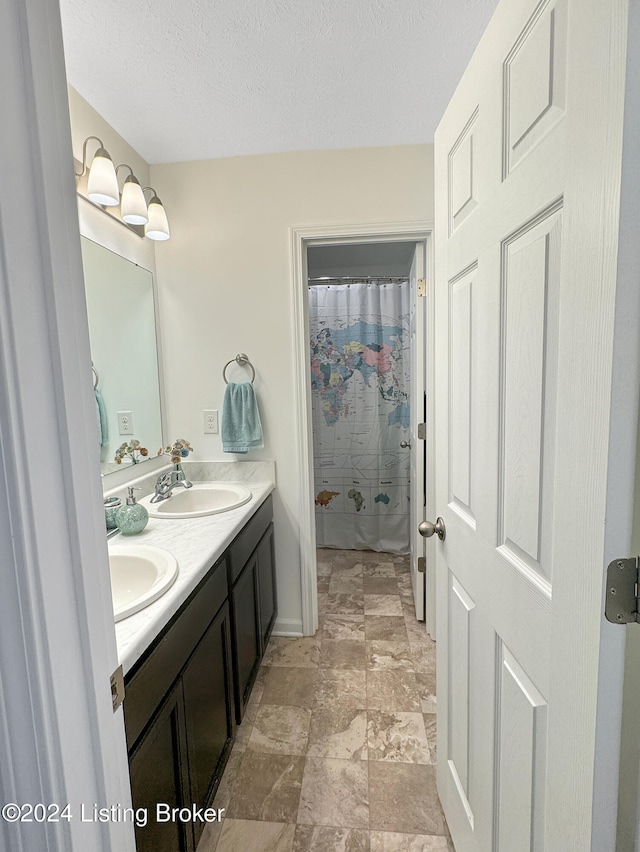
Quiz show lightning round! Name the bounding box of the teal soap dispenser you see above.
[115,487,149,535]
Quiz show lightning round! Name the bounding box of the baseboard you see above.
[272,617,304,637]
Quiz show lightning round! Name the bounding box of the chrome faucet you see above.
[150,463,193,503]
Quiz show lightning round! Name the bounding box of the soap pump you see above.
[115,486,149,535]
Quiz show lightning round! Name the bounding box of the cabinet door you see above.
[230,554,261,722]
[257,522,277,648]
[129,681,192,852]
[182,601,234,846]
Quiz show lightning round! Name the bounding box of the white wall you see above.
[151,144,434,632]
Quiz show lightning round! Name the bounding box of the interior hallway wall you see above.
[151,144,434,633]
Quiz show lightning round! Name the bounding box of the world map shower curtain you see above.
[309,280,411,554]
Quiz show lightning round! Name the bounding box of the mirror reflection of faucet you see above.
[150,464,193,503]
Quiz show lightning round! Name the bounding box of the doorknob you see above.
[400,440,411,448]
[418,517,446,541]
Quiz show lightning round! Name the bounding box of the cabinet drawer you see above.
[125,556,228,751]
[228,495,273,584]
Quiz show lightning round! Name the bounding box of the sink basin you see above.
[109,544,178,622]
[140,482,252,519]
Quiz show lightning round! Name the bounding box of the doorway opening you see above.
[289,222,433,639]
[308,242,415,558]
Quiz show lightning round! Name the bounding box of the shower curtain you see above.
[309,280,411,554]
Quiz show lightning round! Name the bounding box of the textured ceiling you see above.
[59,0,499,165]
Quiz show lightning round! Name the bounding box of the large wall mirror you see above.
[81,237,164,476]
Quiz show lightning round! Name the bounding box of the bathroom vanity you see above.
[114,483,276,852]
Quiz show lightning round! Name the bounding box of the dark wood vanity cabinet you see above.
[227,496,277,722]
[182,603,235,848]
[229,551,261,723]
[124,494,276,850]
[128,681,190,852]
[257,522,277,648]
[124,560,234,852]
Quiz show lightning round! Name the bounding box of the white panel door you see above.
[433,0,633,849]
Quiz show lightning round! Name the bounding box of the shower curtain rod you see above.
[307,275,408,284]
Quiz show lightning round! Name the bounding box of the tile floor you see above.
[198,548,452,852]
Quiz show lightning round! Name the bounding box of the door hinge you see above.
[417,556,426,574]
[605,558,640,624]
[417,423,426,440]
[110,665,125,712]
[417,278,426,297]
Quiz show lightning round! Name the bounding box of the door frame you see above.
[289,221,433,635]
[0,0,135,850]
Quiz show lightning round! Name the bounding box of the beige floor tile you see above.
[329,576,364,596]
[297,757,369,829]
[212,747,244,811]
[233,714,254,751]
[196,818,224,851]
[317,575,331,594]
[369,763,446,835]
[263,637,321,668]
[363,577,400,596]
[415,672,436,714]
[325,593,365,614]
[247,704,311,756]
[366,640,415,672]
[367,710,432,764]
[215,819,296,852]
[211,547,452,849]
[404,614,430,645]
[226,752,304,822]
[366,670,422,712]
[369,831,452,851]
[293,825,370,851]
[314,669,367,711]
[331,559,364,580]
[316,595,329,629]
[323,614,365,641]
[316,557,334,578]
[424,714,437,762]
[319,639,368,670]
[364,616,408,643]
[307,707,368,760]
[410,646,437,675]
[364,595,404,616]
[362,562,397,577]
[262,667,318,708]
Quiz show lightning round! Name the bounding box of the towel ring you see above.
[223,353,255,385]
[92,363,99,389]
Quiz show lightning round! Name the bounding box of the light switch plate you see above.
[203,409,219,434]
[117,411,134,435]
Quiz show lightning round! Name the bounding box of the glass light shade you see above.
[121,175,149,225]
[145,196,170,241]
[86,147,119,206]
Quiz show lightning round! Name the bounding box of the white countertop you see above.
[113,479,275,675]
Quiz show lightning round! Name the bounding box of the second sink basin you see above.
[141,482,252,519]
[109,544,178,622]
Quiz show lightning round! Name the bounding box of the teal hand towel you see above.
[95,387,108,448]
[221,382,264,453]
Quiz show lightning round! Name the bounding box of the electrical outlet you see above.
[203,409,219,434]
[117,411,134,435]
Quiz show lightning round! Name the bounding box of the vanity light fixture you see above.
[118,165,148,226]
[75,136,120,206]
[74,136,171,240]
[143,188,170,241]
